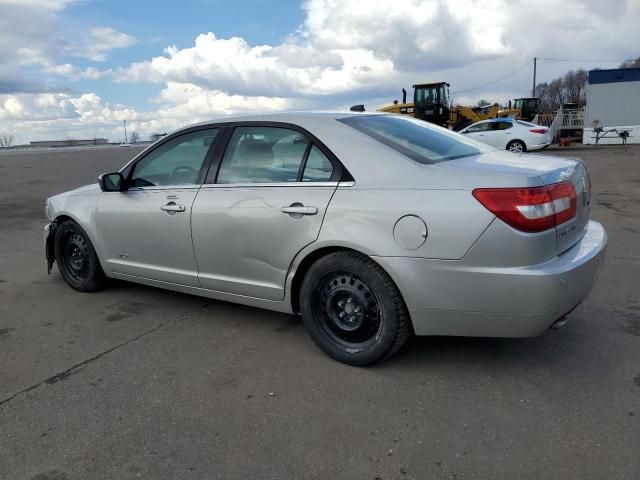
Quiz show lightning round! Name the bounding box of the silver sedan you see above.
[44,113,607,365]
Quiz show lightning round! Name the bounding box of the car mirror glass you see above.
[99,172,125,192]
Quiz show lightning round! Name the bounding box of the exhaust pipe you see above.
[402,88,407,104]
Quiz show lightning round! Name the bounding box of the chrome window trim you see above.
[125,185,201,192]
[199,181,340,189]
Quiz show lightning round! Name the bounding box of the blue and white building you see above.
[583,68,640,145]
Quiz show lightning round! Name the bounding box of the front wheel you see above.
[507,139,526,153]
[299,251,410,365]
[54,220,107,292]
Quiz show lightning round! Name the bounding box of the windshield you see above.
[414,87,438,106]
[414,85,449,107]
[338,115,490,164]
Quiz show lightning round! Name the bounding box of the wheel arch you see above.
[51,212,108,273]
[507,138,527,152]
[288,245,410,323]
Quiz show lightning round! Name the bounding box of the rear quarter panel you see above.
[318,186,494,260]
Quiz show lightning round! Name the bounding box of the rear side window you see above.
[339,115,488,164]
[495,121,513,130]
[216,127,308,184]
[302,145,333,182]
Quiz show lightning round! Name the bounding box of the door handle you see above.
[161,202,186,214]
[281,205,318,215]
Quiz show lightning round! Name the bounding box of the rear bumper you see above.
[373,221,607,337]
[529,139,552,151]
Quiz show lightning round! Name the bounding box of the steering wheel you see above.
[169,165,199,185]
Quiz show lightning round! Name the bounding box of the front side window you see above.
[131,129,218,187]
[466,122,491,133]
[216,127,309,184]
[339,115,489,164]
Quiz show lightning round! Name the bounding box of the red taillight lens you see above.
[529,128,547,134]
[473,181,577,233]
[548,182,577,225]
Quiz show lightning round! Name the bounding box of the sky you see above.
[0,0,638,144]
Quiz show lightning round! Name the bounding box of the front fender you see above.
[44,221,57,273]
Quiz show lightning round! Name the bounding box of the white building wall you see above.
[583,79,640,144]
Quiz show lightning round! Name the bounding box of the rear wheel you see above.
[507,139,526,153]
[54,220,106,292]
[299,251,410,365]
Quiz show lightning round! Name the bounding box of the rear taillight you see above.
[473,181,577,233]
[529,128,547,134]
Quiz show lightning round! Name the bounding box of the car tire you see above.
[299,251,410,365]
[54,220,107,292]
[507,139,526,153]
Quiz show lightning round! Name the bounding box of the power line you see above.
[538,58,623,63]
[451,60,533,95]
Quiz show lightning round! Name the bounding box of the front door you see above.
[96,128,219,286]
[191,125,339,300]
[464,121,492,144]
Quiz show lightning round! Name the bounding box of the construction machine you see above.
[377,82,451,128]
[498,97,539,121]
[377,82,502,130]
[449,103,500,131]
[374,83,540,129]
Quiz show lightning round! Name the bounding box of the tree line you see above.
[534,57,640,112]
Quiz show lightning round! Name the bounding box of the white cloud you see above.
[2,0,640,143]
[0,87,295,144]
[74,27,137,62]
[0,0,134,95]
[44,64,114,80]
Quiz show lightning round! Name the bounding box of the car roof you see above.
[183,111,381,129]
[487,117,514,123]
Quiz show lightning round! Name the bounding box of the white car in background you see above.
[460,118,551,153]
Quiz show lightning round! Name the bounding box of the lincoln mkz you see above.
[44,113,607,365]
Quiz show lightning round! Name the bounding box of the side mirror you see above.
[98,172,125,192]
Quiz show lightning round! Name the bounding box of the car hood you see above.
[49,183,101,201]
[46,183,101,221]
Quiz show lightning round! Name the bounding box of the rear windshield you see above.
[338,115,489,164]
[516,120,537,127]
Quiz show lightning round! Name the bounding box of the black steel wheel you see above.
[54,220,106,292]
[314,271,382,350]
[300,251,410,365]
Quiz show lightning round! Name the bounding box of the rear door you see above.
[191,124,341,300]
[486,120,515,149]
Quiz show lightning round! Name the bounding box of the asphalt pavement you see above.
[0,144,638,480]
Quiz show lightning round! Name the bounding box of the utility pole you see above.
[123,120,128,144]
[532,57,537,97]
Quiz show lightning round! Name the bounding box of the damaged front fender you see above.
[44,221,57,274]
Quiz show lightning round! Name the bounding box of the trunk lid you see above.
[439,151,590,254]
[538,156,590,254]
